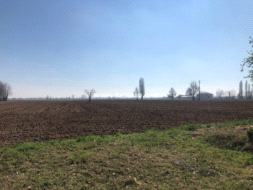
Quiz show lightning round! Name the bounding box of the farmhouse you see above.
[177,95,192,100]
[196,92,213,100]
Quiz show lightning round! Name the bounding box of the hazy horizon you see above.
[1,0,253,98]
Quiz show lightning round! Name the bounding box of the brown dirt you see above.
[1,99,253,146]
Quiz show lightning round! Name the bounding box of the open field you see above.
[1,100,253,189]
[1,99,253,145]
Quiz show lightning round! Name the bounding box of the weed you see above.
[40,180,54,188]
[115,133,123,138]
[244,155,253,166]
[124,179,136,187]
[76,136,87,142]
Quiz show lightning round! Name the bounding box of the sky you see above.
[1,0,253,98]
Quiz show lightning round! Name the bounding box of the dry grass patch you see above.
[191,125,253,153]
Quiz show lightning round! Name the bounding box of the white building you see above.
[177,95,192,100]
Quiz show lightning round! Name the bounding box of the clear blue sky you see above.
[1,0,253,98]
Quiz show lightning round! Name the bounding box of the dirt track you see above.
[0,100,253,146]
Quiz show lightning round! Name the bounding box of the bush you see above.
[247,127,253,145]
[202,130,249,152]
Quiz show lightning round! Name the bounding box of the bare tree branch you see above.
[84,89,96,101]
[216,89,224,99]
[133,87,139,100]
[0,81,12,101]
[187,81,199,100]
[168,87,176,100]
[241,37,253,81]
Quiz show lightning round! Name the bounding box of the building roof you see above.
[197,92,213,95]
[178,95,192,97]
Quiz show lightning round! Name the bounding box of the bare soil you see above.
[0,99,253,146]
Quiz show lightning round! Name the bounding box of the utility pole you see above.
[199,80,200,100]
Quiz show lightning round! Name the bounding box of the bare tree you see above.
[216,89,224,99]
[139,78,145,100]
[227,90,236,99]
[168,87,177,100]
[230,90,236,97]
[0,81,12,101]
[133,87,139,100]
[186,87,192,96]
[85,89,96,101]
[224,91,230,99]
[238,80,243,99]
[0,83,4,100]
[188,81,199,100]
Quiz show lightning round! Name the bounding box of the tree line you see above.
[132,36,253,101]
[238,80,252,99]
[83,77,145,101]
[167,81,200,100]
[5,37,253,102]
[167,80,252,100]
[134,79,202,100]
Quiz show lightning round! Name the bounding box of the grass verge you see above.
[0,120,253,189]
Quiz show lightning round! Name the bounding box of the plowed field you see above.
[0,100,253,145]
